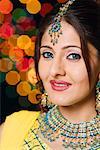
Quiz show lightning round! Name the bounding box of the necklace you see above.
[38,105,100,149]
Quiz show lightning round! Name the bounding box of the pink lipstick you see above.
[50,80,72,91]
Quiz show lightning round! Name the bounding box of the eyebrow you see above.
[63,45,81,50]
[40,45,52,50]
[40,45,81,50]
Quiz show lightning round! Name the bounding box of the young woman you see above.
[0,0,100,149]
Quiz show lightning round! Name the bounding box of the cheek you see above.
[38,59,49,80]
[65,61,88,83]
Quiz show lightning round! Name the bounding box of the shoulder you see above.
[1,110,40,129]
[0,110,40,149]
[2,110,40,131]
[0,110,40,136]
[5,110,40,123]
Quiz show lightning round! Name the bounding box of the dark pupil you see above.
[73,54,80,59]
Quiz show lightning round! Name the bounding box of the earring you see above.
[96,80,100,111]
[40,91,55,111]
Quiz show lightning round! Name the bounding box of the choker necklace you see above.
[38,106,100,149]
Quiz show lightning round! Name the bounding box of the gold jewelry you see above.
[48,0,75,45]
[41,92,48,107]
[96,80,100,111]
[41,91,55,111]
[38,105,100,149]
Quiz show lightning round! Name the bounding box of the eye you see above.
[41,52,54,59]
[67,53,81,60]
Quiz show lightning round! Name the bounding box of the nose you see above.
[50,57,66,77]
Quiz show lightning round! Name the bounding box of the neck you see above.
[59,97,97,124]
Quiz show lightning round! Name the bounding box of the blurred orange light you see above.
[27,68,37,85]
[0,58,13,72]
[9,47,24,62]
[17,35,32,50]
[0,41,11,55]
[6,71,20,85]
[0,0,13,14]
[24,42,35,56]
[26,0,41,14]
[28,89,41,104]
[17,81,31,96]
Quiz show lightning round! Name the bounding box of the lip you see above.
[50,80,72,91]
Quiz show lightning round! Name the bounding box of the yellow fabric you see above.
[22,116,50,150]
[0,110,40,150]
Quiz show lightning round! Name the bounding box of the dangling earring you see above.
[41,92,48,108]
[40,91,55,112]
[96,80,100,111]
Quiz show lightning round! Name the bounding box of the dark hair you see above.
[35,0,100,90]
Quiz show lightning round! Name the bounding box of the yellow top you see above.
[0,110,50,150]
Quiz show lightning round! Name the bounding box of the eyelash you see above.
[41,52,54,59]
[41,52,81,60]
[67,53,81,60]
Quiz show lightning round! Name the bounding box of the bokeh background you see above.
[0,0,99,124]
[0,0,68,124]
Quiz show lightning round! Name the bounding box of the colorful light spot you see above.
[26,0,41,14]
[4,13,12,23]
[28,58,35,69]
[0,41,11,55]
[0,22,14,39]
[0,58,13,72]
[27,68,37,85]
[0,0,13,14]
[16,57,30,72]
[8,35,18,47]
[29,57,35,65]
[6,71,20,85]
[24,41,35,56]
[12,8,27,22]
[28,89,41,104]
[16,17,36,31]
[9,47,24,62]
[17,81,31,96]
[40,3,53,17]
[17,35,32,50]
[19,71,28,81]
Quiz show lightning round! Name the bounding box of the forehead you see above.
[41,20,81,49]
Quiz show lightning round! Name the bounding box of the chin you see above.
[50,98,75,107]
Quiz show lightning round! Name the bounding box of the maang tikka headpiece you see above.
[49,0,75,45]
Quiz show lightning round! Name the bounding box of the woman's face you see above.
[38,21,100,106]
